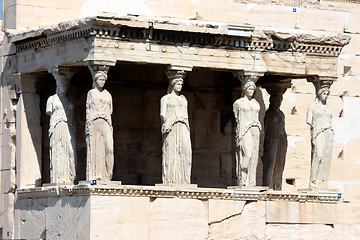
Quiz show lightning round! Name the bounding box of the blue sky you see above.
[0,0,2,20]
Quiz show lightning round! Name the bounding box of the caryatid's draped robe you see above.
[263,107,287,190]
[86,88,114,181]
[160,94,192,184]
[46,94,76,183]
[307,99,333,189]
[233,97,261,186]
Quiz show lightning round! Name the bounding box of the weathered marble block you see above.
[14,185,340,240]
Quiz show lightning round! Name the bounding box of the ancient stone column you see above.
[85,60,116,181]
[160,65,193,184]
[306,77,334,190]
[233,71,263,187]
[47,67,76,184]
[262,83,290,190]
[13,73,42,188]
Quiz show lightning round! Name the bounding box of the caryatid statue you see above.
[306,79,334,189]
[233,72,262,187]
[262,85,288,190]
[46,67,76,184]
[86,64,114,181]
[160,66,192,184]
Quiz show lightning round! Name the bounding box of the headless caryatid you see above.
[233,80,261,187]
[160,69,192,184]
[46,70,76,184]
[86,67,114,181]
[307,80,334,189]
[262,94,287,190]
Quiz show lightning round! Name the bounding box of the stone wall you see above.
[14,185,342,240]
[3,0,360,33]
[0,27,17,239]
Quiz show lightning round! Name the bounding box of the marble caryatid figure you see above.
[306,80,334,189]
[46,70,76,184]
[160,69,192,184]
[263,93,287,190]
[233,79,261,187]
[86,67,114,181]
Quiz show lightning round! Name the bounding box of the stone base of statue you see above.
[43,183,75,187]
[155,183,198,188]
[227,186,269,192]
[79,180,122,186]
[297,188,338,192]
[296,188,342,203]
[297,188,340,196]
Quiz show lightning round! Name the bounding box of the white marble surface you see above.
[307,84,333,189]
[46,73,76,184]
[86,69,114,181]
[160,68,192,184]
[233,79,261,187]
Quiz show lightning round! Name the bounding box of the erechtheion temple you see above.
[0,0,359,239]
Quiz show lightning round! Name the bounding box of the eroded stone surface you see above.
[345,13,360,34]
[47,196,90,240]
[208,199,246,224]
[150,198,208,240]
[19,199,46,239]
[266,201,336,224]
[266,223,334,240]
[90,196,149,239]
[12,186,344,239]
[208,201,266,240]
[333,223,360,239]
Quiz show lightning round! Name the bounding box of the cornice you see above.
[13,16,350,57]
[16,185,340,204]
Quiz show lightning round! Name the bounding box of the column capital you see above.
[167,65,193,72]
[48,66,76,82]
[306,75,337,83]
[233,70,264,87]
[165,65,192,80]
[306,76,335,93]
[84,60,116,79]
[261,82,291,96]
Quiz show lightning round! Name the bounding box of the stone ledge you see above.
[16,185,341,203]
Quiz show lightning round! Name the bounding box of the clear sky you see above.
[0,0,2,20]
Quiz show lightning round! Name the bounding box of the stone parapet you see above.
[13,185,341,239]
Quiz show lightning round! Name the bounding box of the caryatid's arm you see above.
[160,96,170,134]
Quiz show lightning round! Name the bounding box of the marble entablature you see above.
[10,16,349,76]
